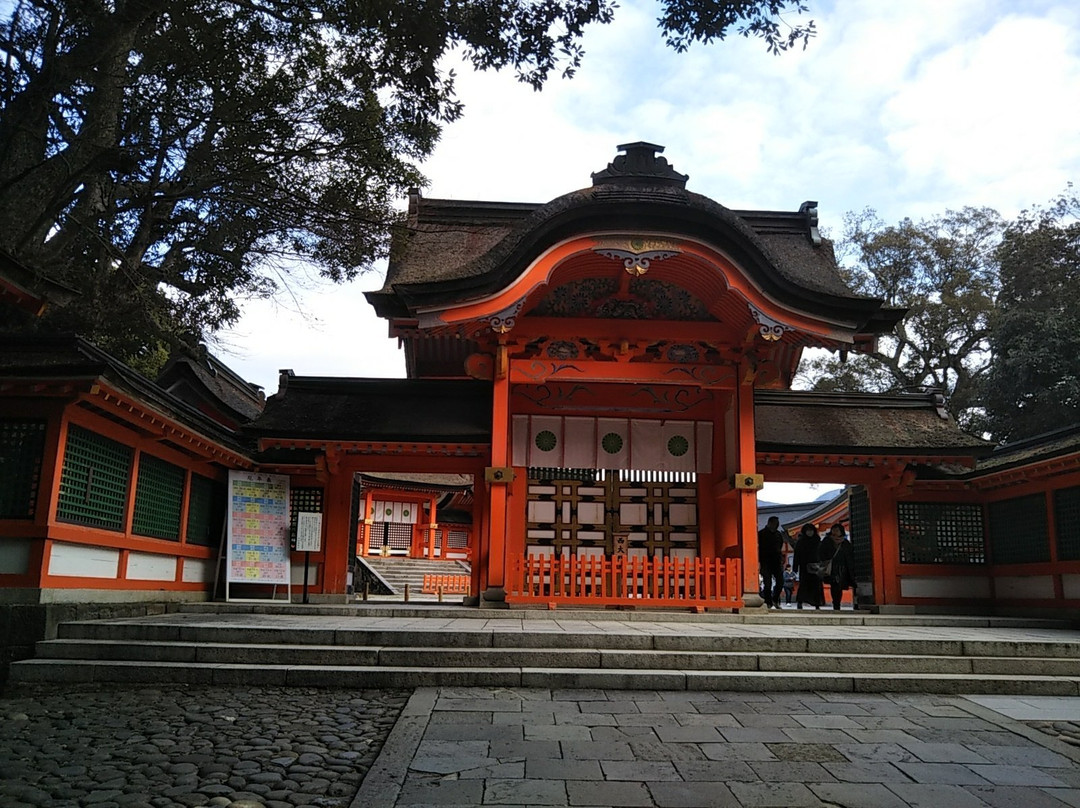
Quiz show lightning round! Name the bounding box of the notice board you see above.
[226,471,291,585]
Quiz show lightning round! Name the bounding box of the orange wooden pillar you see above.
[320,456,352,597]
[427,494,439,559]
[867,481,901,606]
[358,488,374,557]
[735,373,762,607]
[483,362,512,605]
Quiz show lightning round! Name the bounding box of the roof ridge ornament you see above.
[592,142,689,188]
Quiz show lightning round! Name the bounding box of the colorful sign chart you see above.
[226,471,290,585]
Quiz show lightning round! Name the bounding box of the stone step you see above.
[51,621,1080,659]
[31,639,1080,676]
[11,658,1080,695]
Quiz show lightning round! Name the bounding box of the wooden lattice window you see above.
[132,454,185,540]
[1054,486,1080,562]
[57,425,133,531]
[897,501,985,564]
[0,419,46,519]
[187,473,226,547]
[988,494,1050,564]
[290,487,324,550]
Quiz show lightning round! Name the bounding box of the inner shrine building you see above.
[255,141,989,609]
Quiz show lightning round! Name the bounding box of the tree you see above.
[0,0,815,370]
[796,207,1004,433]
[983,191,1080,442]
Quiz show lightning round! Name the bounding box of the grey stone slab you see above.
[436,698,523,713]
[833,741,923,764]
[351,701,433,808]
[425,723,523,742]
[428,711,493,726]
[653,725,724,743]
[731,713,795,728]
[411,740,492,774]
[646,780,740,807]
[894,762,993,785]
[748,760,838,783]
[523,725,592,742]
[627,740,708,762]
[966,785,1080,808]
[843,729,921,744]
[396,777,485,806]
[966,744,1075,768]
[458,761,526,779]
[488,739,562,761]
[484,778,568,806]
[780,727,859,744]
[699,742,777,762]
[727,780,823,807]
[526,759,604,780]
[809,782,911,808]
[600,760,681,781]
[899,740,993,764]
[966,764,1070,787]
[673,760,758,781]
[825,761,913,784]
[494,711,556,726]
[717,727,791,743]
[554,712,618,727]
[566,780,654,807]
[1041,788,1080,807]
[560,740,634,760]
[671,712,741,727]
[791,713,864,729]
[614,712,680,726]
[886,782,997,807]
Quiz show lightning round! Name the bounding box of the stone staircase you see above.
[9,605,1080,695]
[357,557,471,599]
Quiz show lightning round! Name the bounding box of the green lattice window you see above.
[57,425,133,531]
[132,454,185,540]
[0,419,46,519]
[988,494,1050,564]
[1054,486,1080,561]
[187,473,225,547]
[897,501,985,564]
[290,487,324,550]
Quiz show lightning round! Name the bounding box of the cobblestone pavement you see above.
[0,684,408,808]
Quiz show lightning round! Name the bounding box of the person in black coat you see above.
[757,516,786,609]
[818,523,855,610]
[792,523,823,609]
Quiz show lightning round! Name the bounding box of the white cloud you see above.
[221,0,1080,392]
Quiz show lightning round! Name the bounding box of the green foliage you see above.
[983,190,1080,442]
[796,207,1004,433]
[0,0,815,366]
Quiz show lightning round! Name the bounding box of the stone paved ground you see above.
[357,687,1080,808]
[4,684,1080,808]
[0,684,408,808]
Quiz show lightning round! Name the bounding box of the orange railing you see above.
[421,574,472,595]
[506,554,742,610]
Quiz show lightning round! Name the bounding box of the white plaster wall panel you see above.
[182,558,215,583]
[620,502,647,525]
[900,576,991,599]
[290,563,318,586]
[577,501,604,524]
[48,543,120,578]
[0,538,31,574]
[126,552,177,581]
[669,504,697,526]
[527,500,556,523]
[1062,574,1080,599]
[994,575,1055,599]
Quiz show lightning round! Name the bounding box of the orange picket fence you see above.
[421,574,471,595]
[505,554,742,610]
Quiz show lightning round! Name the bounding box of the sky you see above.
[217,0,1080,503]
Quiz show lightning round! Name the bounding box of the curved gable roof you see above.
[369,143,904,334]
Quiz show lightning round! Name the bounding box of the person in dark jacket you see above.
[818,523,855,610]
[792,523,823,609]
[757,516,786,610]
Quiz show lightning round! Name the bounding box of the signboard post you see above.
[226,471,291,602]
[295,512,323,605]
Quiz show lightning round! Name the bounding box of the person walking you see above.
[757,516,787,610]
[818,523,855,610]
[792,523,823,609]
[782,564,796,605]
